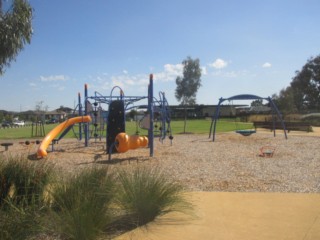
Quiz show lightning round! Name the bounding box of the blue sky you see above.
[1,0,320,112]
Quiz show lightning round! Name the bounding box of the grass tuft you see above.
[0,155,53,239]
[48,167,115,240]
[116,166,192,226]
[0,200,44,240]
[0,155,53,207]
[0,156,193,239]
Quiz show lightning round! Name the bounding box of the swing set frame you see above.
[209,94,288,142]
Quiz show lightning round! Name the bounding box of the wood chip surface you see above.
[2,128,320,193]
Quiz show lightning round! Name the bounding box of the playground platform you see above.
[116,192,320,240]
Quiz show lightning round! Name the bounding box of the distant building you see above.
[15,107,74,123]
[44,110,67,122]
[169,104,247,119]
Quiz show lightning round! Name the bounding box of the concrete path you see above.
[116,192,320,240]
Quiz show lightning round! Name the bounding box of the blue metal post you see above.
[148,74,154,157]
[78,92,82,140]
[84,84,89,147]
[268,97,288,139]
[121,90,125,133]
[159,92,166,141]
[212,100,222,141]
[210,98,223,141]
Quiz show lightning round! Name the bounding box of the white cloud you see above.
[88,62,203,95]
[110,74,149,90]
[153,63,183,82]
[201,66,207,75]
[164,63,183,75]
[29,82,37,87]
[262,62,272,68]
[88,63,182,94]
[209,58,228,69]
[40,75,69,82]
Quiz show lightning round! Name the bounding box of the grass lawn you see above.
[0,119,253,140]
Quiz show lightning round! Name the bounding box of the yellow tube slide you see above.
[37,116,91,158]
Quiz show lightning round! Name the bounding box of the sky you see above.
[1,0,320,112]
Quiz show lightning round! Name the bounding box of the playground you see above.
[2,127,320,193]
[1,78,320,239]
[1,125,320,239]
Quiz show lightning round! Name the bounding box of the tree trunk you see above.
[183,105,187,133]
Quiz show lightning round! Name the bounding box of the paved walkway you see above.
[116,192,320,240]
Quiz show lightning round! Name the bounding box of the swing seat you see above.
[259,146,275,158]
[235,129,256,136]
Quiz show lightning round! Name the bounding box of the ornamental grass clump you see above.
[0,200,43,240]
[0,155,53,207]
[49,167,116,240]
[0,161,11,205]
[0,155,53,239]
[116,167,191,226]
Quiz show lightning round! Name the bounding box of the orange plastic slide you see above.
[37,116,91,158]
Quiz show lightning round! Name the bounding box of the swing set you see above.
[209,94,288,141]
[227,100,257,136]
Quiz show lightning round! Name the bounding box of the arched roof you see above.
[222,94,267,102]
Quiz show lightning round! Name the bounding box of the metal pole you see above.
[78,92,82,140]
[268,97,287,139]
[211,98,223,142]
[148,74,154,157]
[84,84,89,147]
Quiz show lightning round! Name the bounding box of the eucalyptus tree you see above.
[0,0,33,75]
[290,55,320,112]
[273,54,320,113]
[175,56,202,133]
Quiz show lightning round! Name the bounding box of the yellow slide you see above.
[37,116,91,158]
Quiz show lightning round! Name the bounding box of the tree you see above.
[250,99,263,107]
[0,0,33,75]
[272,54,320,113]
[290,55,320,112]
[175,57,202,106]
[175,56,202,133]
[128,109,138,120]
[35,100,47,122]
[272,87,297,114]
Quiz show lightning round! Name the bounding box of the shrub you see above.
[49,167,115,240]
[116,167,191,226]
[0,155,53,207]
[0,161,12,205]
[0,201,42,240]
[0,155,53,239]
[0,157,193,239]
